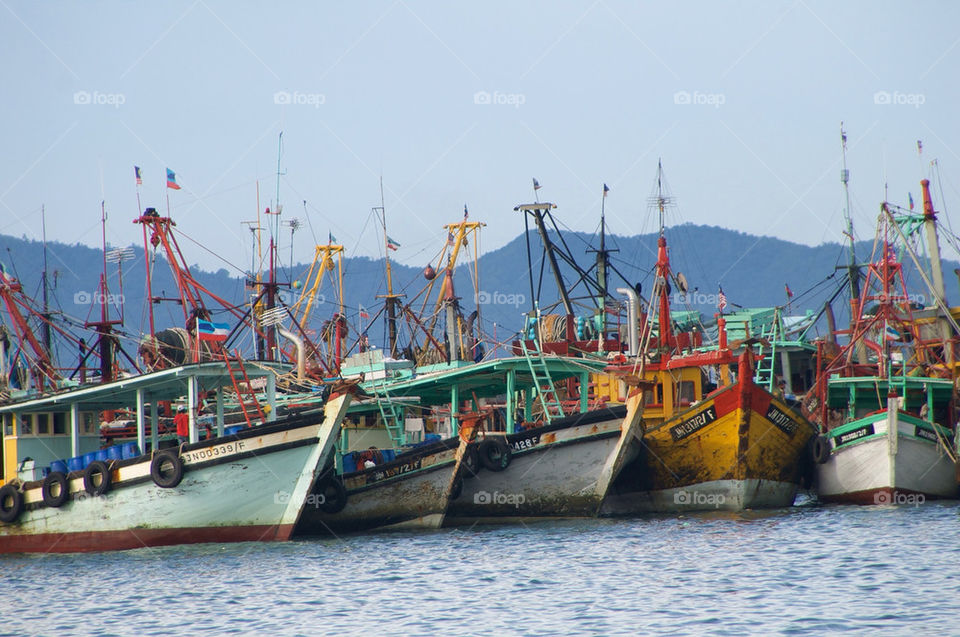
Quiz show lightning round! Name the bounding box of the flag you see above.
[328,231,337,244]
[917,140,923,155]
[359,305,370,319]
[166,168,181,190]
[603,183,610,198]
[717,286,727,312]
[532,177,541,191]
[785,283,793,298]
[446,232,455,247]
[134,165,142,186]
[464,204,469,220]
[386,236,400,251]
[885,324,901,341]
[0,262,15,285]
[909,192,914,211]
[196,319,229,342]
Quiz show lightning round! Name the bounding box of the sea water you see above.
[3,499,959,636]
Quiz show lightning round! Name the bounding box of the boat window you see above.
[2,414,12,437]
[36,413,50,435]
[678,381,696,405]
[20,414,33,436]
[81,412,97,435]
[53,413,67,435]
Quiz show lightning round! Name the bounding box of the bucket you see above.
[106,446,123,461]
[50,460,68,475]
[66,457,83,472]
[121,442,140,459]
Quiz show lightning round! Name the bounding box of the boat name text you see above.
[835,424,875,447]
[765,405,799,437]
[670,406,717,441]
[181,441,246,464]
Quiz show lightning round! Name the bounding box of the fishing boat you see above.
[808,178,960,504]
[567,165,817,512]
[0,360,353,553]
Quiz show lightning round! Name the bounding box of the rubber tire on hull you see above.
[42,471,70,507]
[151,451,184,488]
[317,477,347,514]
[812,435,830,464]
[0,484,23,523]
[478,438,512,472]
[461,444,480,479]
[84,461,112,496]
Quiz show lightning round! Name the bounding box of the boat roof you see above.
[0,361,290,414]
[363,355,607,406]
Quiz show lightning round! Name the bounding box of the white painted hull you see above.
[0,394,350,553]
[300,449,459,534]
[445,397,643,523]
[816,414,957,503]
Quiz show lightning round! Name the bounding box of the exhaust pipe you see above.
[617,287,639,356]
[277,326,305,380]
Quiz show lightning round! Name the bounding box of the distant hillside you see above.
[1,223,956,365]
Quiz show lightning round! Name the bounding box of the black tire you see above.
[449,476,463,501]
[812,435,831,464]
[151,451,184,488]
[478,438,512,472]
[461,444,480,479]
[42,471,70,507]
[317,477,347,514]
[83,461,112,496]
[0,484,23,523]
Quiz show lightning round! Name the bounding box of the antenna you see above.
[840,122,861,302]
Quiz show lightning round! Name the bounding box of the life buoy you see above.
[478,438,512,472]
[151,451,184,488]
[316,476,347,514]
[812,435,831,464]
[461,444,480,479]
[0,484,24,523]
[83,461,112,496]
[42,471,70,507]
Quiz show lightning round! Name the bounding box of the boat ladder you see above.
[371,384,407,448]
[754,309,781,391]
[519,339,566,423]
[222,350,266,427]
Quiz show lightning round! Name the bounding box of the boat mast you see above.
[919,177,953,363]
[654,161,675,357]
[375,177,401,358]
[588,184,616,346]
[40,205,52,359]
[841,124,861,302]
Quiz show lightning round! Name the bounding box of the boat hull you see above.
[297,440,462,534]
[816,410,957,504]
[0,394,350,554]
[603,380,816,514]
[444,396,643,523]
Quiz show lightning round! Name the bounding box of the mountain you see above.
[1,223,955,367]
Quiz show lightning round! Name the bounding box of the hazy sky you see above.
[2,1,959,275]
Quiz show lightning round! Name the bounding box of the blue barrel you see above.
[95,449,108,462]
[382,449,396,462]
[225,425,244,436]
[50,460,68,475]
[106,445,123,461]
[66,457,83,472]
[82,452,96,467]
[341,453,357,474]
[121,442,140,459]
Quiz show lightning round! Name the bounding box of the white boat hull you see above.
[0,394,350,553]
[816,412,957,504]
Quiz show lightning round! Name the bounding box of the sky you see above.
[2,1,960,276]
